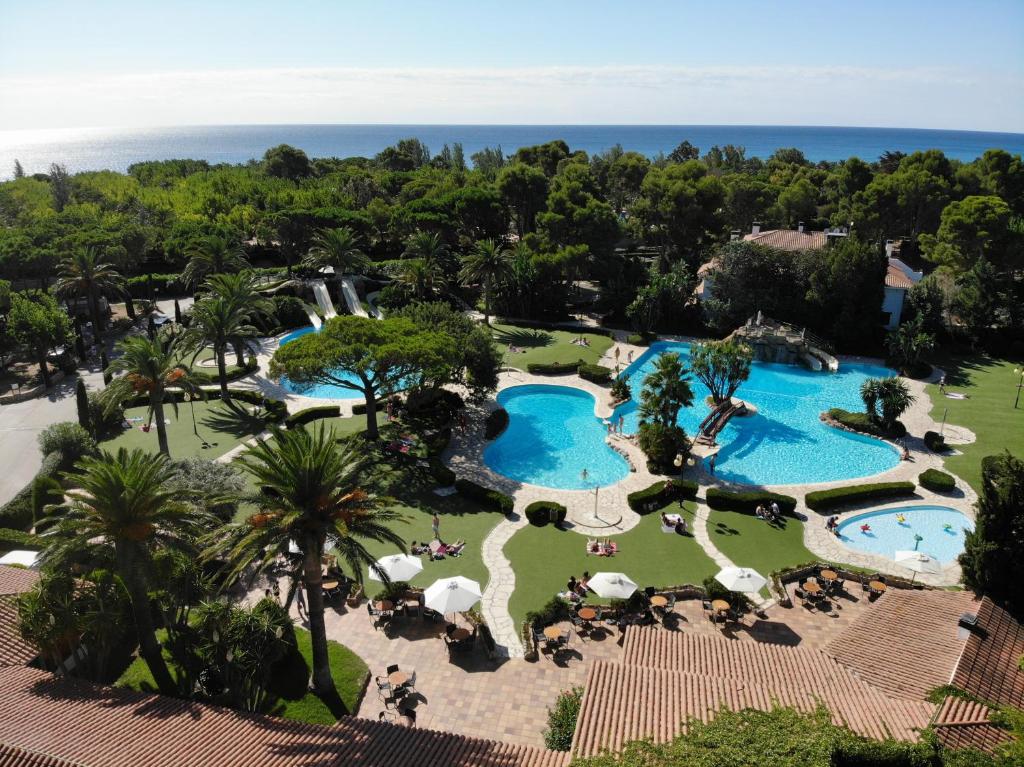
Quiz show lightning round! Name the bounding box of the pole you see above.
[1015,369,1023,409]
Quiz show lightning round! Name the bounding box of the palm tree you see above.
[38,448,214,695]
[638,352,694,427]
[182,236,249,289]
[396,258,446,301]
[459,239,512,325]
[301,227,369,276]
[403,231,450,277]
[876,376,915,431]
[102,335,201,457]
[203,272,275,366]
[183,295,260,400]
[53,248,124,346]
[861,379,881,421]
[210,425,406,702]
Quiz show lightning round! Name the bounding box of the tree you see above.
[203,271,275,365]
[182,236,249,289]
[7,291,72,388]
[496,163,548,237]
[53,247,124,346]
[960,452,1024,619]
[76,377,92,434]
[861,376,914,430]
[13,159,24,179]
[689,340,753,406]
[668,140,700,163]
[906,275,947,336]
[952,258,1003,341]
[776,178,818,228]
[459,239,512,325]
[803,237,886,349]
[49,163,71,212]
[638,352,694,428]
[626,263,695,334]
[270,316,455,439]
[302,227,369,276]
[262,144,312,181]
[102,335,201,456]
[634,161,724,259]
[885,315,934,375]
[213,425,406,701]
[39,448,214,695]
[920,195,1017,273]
[402,231,451,279]
[183,293,260,399]
[395,257,446,302]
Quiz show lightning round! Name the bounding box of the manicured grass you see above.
[116,627,368,724]
[101,399,271,460]
[926,353,1024,493]
[707,510,817,596]
[491,322,613,370]
[504,504,717,627]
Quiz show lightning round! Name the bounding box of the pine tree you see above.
[13,159,24,179]
[76,378,92,434]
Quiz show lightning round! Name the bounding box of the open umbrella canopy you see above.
[714,567,767,594]
[587,572,638,600]
[894,550,942,575]
[368,554,424,583]
[424,576,482,614]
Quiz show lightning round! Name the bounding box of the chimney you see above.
[798,221,805,234]
[730,229,741,242]
[751,221,761,235]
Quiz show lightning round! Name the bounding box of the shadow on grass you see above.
[930,351,1019,389]
[200,400,272,439]
[269,646,350,718]
[493,328,554,349]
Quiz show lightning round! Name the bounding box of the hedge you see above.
[627,332,656,346]
[352,401,386,415]
[485,409,509,440]
[0,527,45,551]
[526,360,583,376]
[627,480,698,513]
[919,468,956,493]
[454,478,514,514]
[525,501,567,527]
[429,458,456,486]
[805,481,916,512]
[826,408,907,439]
[924,430,948,452]
[577,363,612,384]
[0,451,63,531]
[189,358,259,385]
[285,405,341,429]
[705,488,798,516]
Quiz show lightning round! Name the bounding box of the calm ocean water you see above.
[1,124,1023,178]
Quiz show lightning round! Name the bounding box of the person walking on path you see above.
[432,512,440,540]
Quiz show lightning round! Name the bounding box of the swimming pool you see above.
[613,342,900,485]
[484,385,630,489]
[276,327,366,399]
[836,505,974,563]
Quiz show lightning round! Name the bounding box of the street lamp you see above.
[581,468,601,523]
[1014,368,1024,409]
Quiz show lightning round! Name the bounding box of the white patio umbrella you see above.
[423,576,482,615]
[368,554,423,583]
[714,567,767,594]
[894,550,942,583]
[587,572,638,600]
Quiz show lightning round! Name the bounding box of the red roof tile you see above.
[0,666,569,767]
[885,263,915,289]
[0,595,37,667]
[743,229,828,251]
[0,566,40,596]
[932,696,1015,755]
[952,598,1024,709]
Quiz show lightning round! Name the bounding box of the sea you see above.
[1,124,1023,178]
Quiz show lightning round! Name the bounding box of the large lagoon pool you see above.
[277,327,364,399]
[614,342,900,485]
[836,505,974,563]
[484,385,629,490]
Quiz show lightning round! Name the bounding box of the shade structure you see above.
[0,550,37,568]
[368,554,423,583]
[714,567,767,594]
[423,576,482,614]
[894,550,942,580]
[587,572,638,600]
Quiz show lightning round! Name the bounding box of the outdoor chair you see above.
[382,687,408,710]
[367,603,389,631]
[386,664,399,676]
[375,677,392,702]
[402,669,416,693]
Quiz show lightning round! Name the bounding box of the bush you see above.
[284,405,340,429]
[169,458,246,522]
[0,451,63,531]
[543,686,583,752]
[189,357,259,385]
[425,427,452,457]
[627,332,656,346]
[805,481,916,512]
[919,468,956,493]
[0,527,45,551]
[577,363,612,384]
[610,375,631,402]
[827,408,907,439]
[87,391,124,439]
[352,400,386,415]
[38,422,97,465]
[484,408,509,440]
[454,478,514,514]
[627,480,698,512]
[706,488,798,516]
[429,458,456,486]
[924,430,948,452]
[527,360,582,375]
[637,422,689,474]
[271,295,310,330]
[524,501,567,527]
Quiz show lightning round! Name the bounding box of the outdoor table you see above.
[374,600,394,612]
[543,626,562,641]
[869,580,887,593]
[388,670,409,687]
[650,595,669,608]
[322,580,339,591]
[450,627,471,642]
[820,569,838,581]
[577,607,598,621]
[803,581,822,594]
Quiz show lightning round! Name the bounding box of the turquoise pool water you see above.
[484,385,629,489]
[277,327,364,399]
[614,341,900,485]
[836,505,974,563]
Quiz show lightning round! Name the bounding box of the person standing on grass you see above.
[432,512,440,540]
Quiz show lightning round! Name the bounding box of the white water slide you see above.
[339,277,369,318]
[310,280,337,319]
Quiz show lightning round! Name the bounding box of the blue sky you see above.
[1,0,1022,131]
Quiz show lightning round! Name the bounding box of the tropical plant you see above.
[402,231,451,277]
[183,294,260,399]
[203,271,276,364]
[638,352,694,428]
[52,248,124,345]
[38,448,215,694]
[209,425,406,702]
[301,227,369,275]
[182,236,249,289]
[101,335,202,456]
[395,257,446,301]
[459,239,513,325]
[689,339,753,405]
[861,376,915,431]
[886,315,935,375]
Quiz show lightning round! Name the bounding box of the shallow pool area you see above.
[276,326,365,399]
[613,341,900,485]
[484,385,629,490]
[836,505,974,563]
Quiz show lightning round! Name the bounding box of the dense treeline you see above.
[1,138,1021,352]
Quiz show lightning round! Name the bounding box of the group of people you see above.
[571,336,591,347]
[563,572,591,601]
[825,515,840,535]
[410,539,465,558]
[605,415,626,435]
[755,501,783,523]
[660,511,689,535]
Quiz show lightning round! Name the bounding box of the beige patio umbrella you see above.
[587,572,638,600]
[894,550,942,584]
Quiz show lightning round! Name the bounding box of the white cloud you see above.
[0,64,1020,131]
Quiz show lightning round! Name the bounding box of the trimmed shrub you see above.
[0,451,63,531]
[826,408,907,439]
[352,400,386,416]
[577,363,612,384]
[0,527,45,551]
[527,360,582,375]
[543,686,584,752]
[627,332,656,346]
[454,478,514,514]
[87,391,124,439]
[919,468,956,493]
[627,480,698,512]
[524,501,567,527]
[484,408,509,440]
[706,488,798,516]
[637,422,689,474]
[805,481,916,512]
[924,430,948,452]
[38,422,97,465]
[429,458,456,486]
[285,405,341,429]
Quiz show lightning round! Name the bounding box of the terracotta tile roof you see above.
[0,595,37,667]
[0,666,569,767]
[0,565,40,596]
[885,263,915,289]
[825,589,980,700]
[932,696,1014,755]
[743,229,827,251]
[952,598,1024,709]
[571,660,934,756]
[0,744,78,767]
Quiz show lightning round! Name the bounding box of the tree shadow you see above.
[199,400,272,439]
[492,328,553,349]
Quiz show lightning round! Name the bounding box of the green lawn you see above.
[504,504,717,627]
[707,510,818,597]
[926,353,1024,493]
[491,322,613,370]
[101,399,271,460]
[116,626,368,724]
